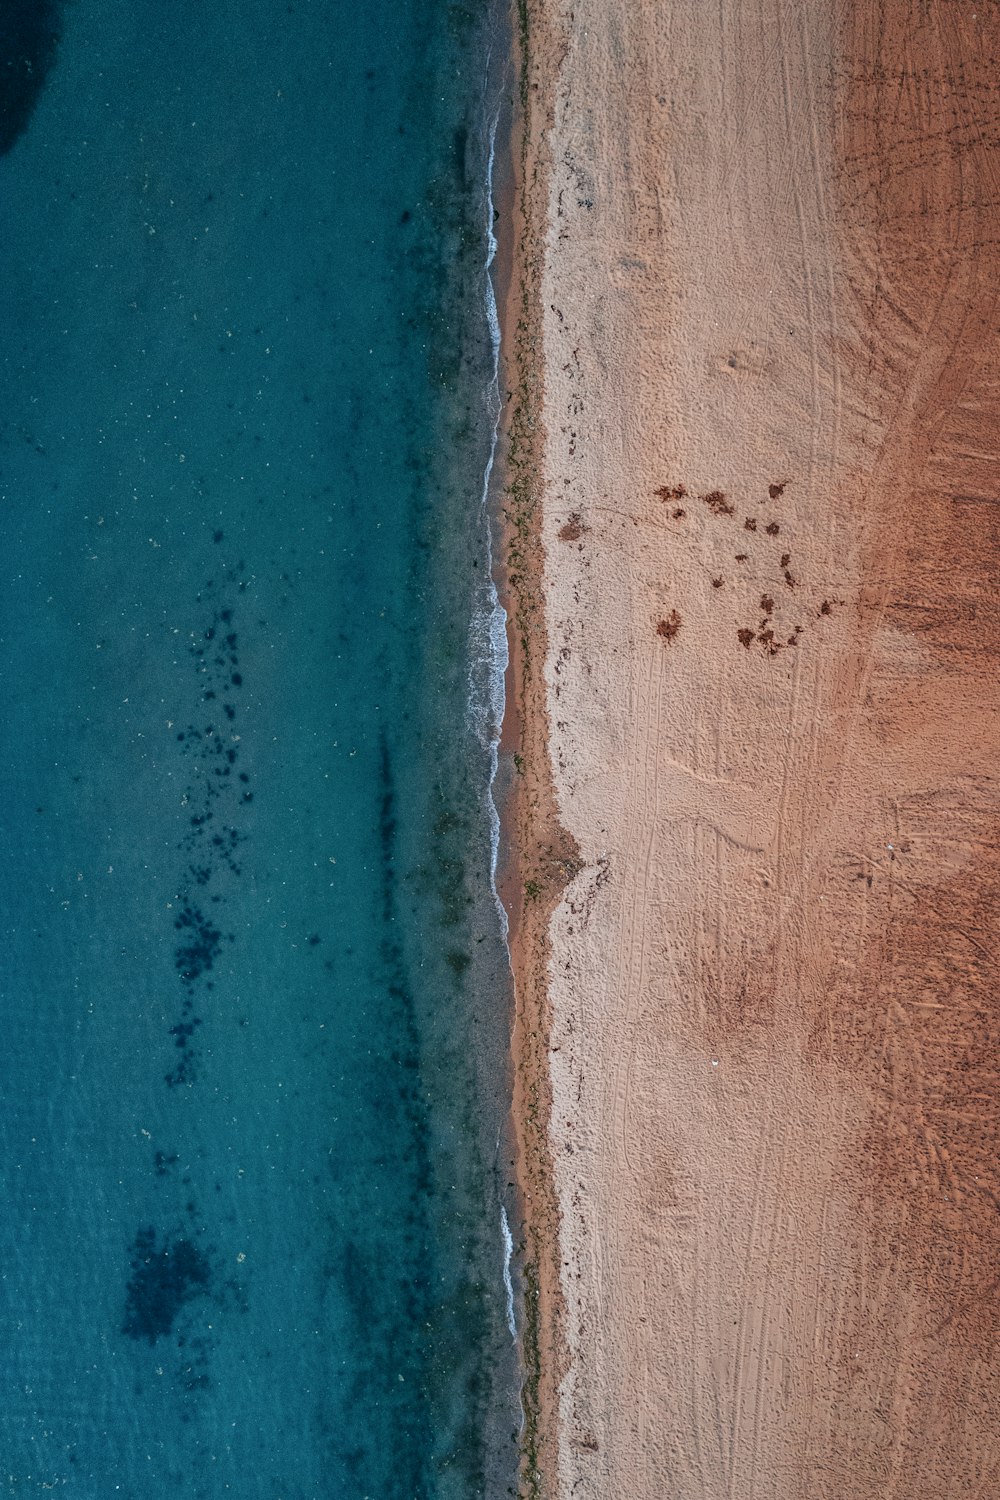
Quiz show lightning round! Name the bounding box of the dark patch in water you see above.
[373,731,434,1227]
[173,905,223,986]
[122,1228,211,1344]
[0,0,63,157]
[159,569,255,1087]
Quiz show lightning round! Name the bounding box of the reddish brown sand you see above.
[503,1,1000,1496]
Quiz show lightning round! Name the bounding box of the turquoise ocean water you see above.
[0,2,519,1494]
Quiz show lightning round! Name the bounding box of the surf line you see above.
[474,47,519,1344]
[479,71,510,950]
[500,1203,517,1339]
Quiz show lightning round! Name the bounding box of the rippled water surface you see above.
[0,2,517,1493]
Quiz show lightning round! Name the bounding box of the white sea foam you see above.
[468,77,510,947]
[474,44,520,1378]
[500,1204,517,1339]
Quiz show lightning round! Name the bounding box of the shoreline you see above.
[494,2,575,1492]
[501,1,1000,1496]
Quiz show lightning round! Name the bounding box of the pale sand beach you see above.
[504,1,1000,1495]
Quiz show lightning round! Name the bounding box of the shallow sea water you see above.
[0,2,517,1494]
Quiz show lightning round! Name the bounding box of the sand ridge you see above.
[508,0,1000,1494]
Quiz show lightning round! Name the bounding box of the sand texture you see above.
[509,0,1000,1494]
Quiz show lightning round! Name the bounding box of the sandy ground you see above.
[505,0,1000,1495]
